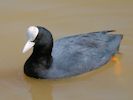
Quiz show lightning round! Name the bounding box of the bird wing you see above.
[51,31,122,76]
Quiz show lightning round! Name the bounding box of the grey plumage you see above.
[42,31,123,78]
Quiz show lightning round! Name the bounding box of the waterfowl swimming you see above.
[22,26,123,79]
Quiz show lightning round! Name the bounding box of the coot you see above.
[22,26,123,79]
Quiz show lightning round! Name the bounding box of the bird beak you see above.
[22,40,35,53]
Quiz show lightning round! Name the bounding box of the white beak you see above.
[22,40,35,53]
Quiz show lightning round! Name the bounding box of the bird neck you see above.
[33,45,52,55]
[31,46,53,69]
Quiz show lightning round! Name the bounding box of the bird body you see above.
[23,26,123,79]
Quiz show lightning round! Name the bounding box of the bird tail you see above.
[102,30,116,34]
[105,30,115,32]
[108,34,123,55]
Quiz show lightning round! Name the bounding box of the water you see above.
[0,0,133,100]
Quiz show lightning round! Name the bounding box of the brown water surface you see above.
[0,0,133,100]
